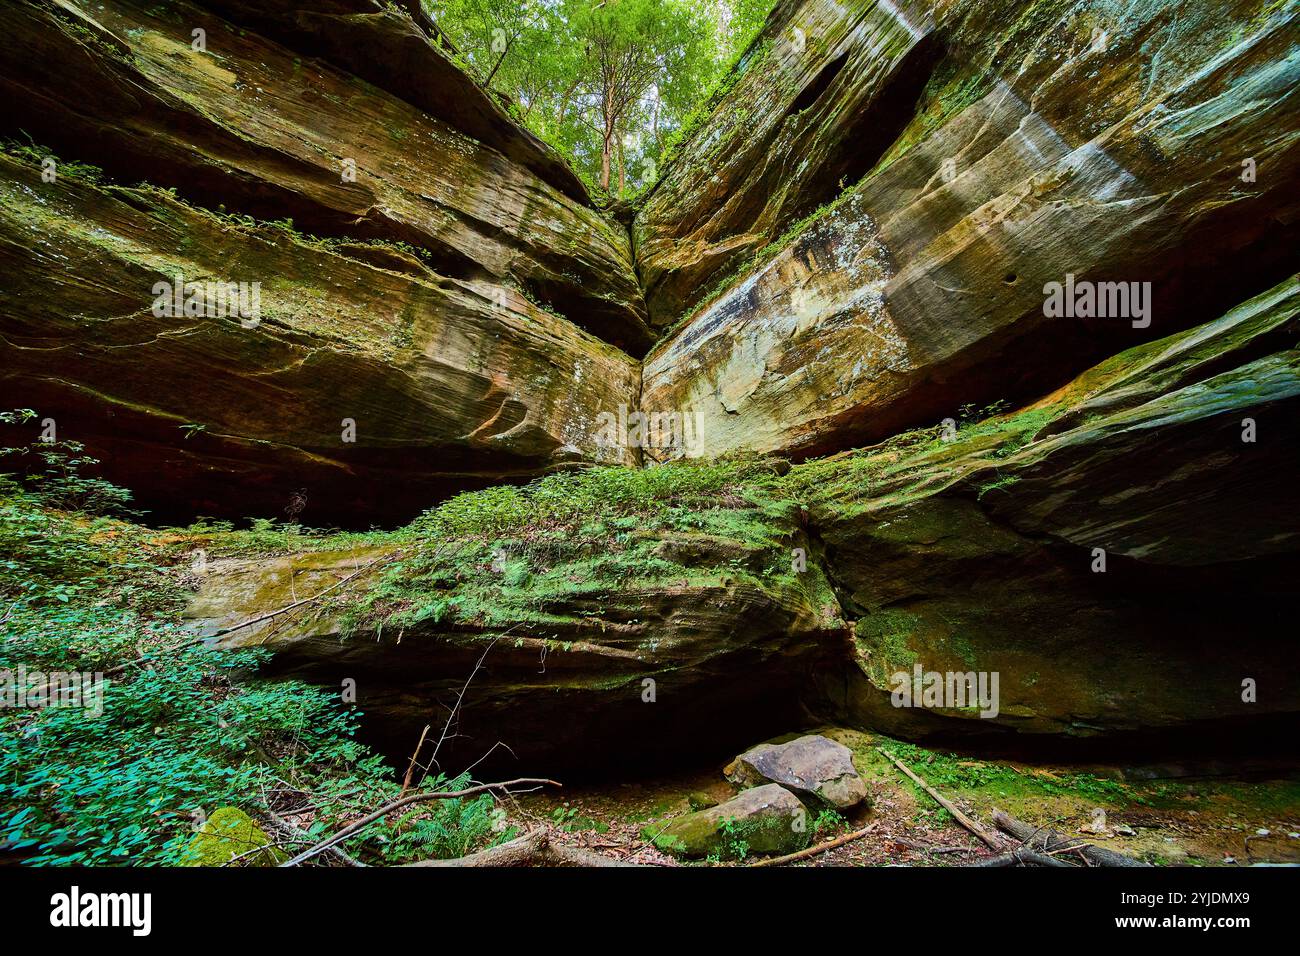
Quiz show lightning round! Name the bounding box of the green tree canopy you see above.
[426,0,774,198]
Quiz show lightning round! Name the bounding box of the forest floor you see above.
[512,727,1300,867]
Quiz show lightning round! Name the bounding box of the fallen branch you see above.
[279,778,560,867]
[265,807,365,868]
[749,823,877,867]
[406,829,640,867]
[879,749,1001,850]
[971,846,1075,868]
[992,810,1149,867]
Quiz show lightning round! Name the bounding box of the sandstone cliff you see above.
[1,0,1297,767]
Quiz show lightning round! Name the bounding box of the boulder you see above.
[726,734,868,809]
[185,807,282,866]
[644,784,809,859]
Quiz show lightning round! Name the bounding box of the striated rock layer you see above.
[804,276,1300,742]
[186,499,845,770]
[0,0,651,352]
[185,278,1300,761]
[0,154,638,523]
[1,0,1296,766]
[640,0,1300,461]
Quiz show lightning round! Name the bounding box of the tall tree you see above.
[429,0,771,196]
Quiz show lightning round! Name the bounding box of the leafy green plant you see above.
[0,409,136,517]
[718,815,750,860]
[813,808,845,836]
[0,457,507,866]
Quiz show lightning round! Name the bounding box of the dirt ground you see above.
[511,727,1300,866]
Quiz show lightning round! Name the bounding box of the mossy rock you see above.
[185,807,284,866]
[642,784,809,859]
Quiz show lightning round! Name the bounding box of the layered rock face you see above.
[1,1,650,348]
[3,0,1297,766]
[635,0,941,328]
[0,0,650,522]
[0,153,639,522]
[185,276,1300,762]
[640,0,1300,460]
[804,277,1300,742]
[186,496,846,770]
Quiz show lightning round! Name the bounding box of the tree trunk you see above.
[483,36,514,88]
[600,135,611,191]
[617,136,626,196]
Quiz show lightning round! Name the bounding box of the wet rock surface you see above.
[640,0,1300,460]
[1,0,1296,780]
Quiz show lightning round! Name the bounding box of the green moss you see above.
[856,612,921,685]
[0,139,106,184]
[183,806,284,866]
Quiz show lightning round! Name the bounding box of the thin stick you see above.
[279,778,560,868]
[749,823,877,867]
[878,748,1001,850]
[400,724,431,797]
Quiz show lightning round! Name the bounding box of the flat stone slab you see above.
[726,734,869,809]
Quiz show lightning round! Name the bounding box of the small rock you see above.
[725,734,868,809]
[643,784,810,859]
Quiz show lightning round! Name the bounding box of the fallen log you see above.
[992,810,1150,867]
[971,847,1075,868]
[749,823,878,867]
[407,830,640,867]
[879,749,1001,850]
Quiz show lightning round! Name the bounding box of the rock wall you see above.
[0,0,650,524]
[0,152,639,522]
[2,0,1297,763]
[640,0,1300,461]
[803,276,1300,742]
[185,276,1300,762]
[186,500,846,770]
